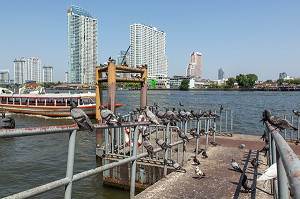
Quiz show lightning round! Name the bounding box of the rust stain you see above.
[293,172,300,178]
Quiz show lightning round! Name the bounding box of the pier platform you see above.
[135,134,300,199]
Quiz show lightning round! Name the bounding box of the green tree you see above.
[236,74,258,88]
[179,79,189,90]
[225,77,236,88]
[246,74,258,87]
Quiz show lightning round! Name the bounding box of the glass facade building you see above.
[67,5,98,85]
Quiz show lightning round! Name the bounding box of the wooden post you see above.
[107,61,116,113]
[140,67,147,109]
[95,66,103,148]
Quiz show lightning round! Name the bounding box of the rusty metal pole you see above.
[107,61,116,113]
[95,66,103,149]
[140,67,147,109]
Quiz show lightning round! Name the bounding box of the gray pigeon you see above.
[242,175,252,192]
[172,160,186,172]
[155,138,171,150]
[195,166,205,178]
[143,138,154,158]
[177,128,189,142]
[145,106,159,125]
[70,101,95,132]
[202,150,208,159]
[231,158,243,173]
[263,110,297,131]
[99,105,118,125]
[251,158,259,168]
[189,128,198,138]
[193,156,201,165]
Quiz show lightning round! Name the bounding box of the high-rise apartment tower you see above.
[186,52,202,78]
[42,66,53,82]
[67,5,98,85]
[130,23,168,77]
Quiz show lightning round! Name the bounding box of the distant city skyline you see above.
[0,1,299,82]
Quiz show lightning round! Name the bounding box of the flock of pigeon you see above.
[69,101,299,195]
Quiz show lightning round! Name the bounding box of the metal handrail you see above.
[265,122,300,199]
[0,110,233,199]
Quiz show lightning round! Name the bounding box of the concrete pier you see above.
[135,134,300,199]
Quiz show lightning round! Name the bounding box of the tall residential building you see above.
[186,52,202,78]
[14,58,26,84]
[25,57,42,82]
[42,66,53,82]
[65,72,69,83]
[67,5,98,85]
[130,23,168,77]
[0,70,10,84]
[218,68,225,80]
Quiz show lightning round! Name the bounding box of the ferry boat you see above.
[0,92,97,117]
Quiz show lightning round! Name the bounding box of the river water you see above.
[1,90,300,198]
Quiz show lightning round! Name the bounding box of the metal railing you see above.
[265,121,300,199]
[0,109,233,199]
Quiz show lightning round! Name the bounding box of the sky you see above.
[0,0,299,82]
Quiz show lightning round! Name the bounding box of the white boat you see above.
[0,92,97,117]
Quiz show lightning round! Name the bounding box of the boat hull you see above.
[1,104,96,117]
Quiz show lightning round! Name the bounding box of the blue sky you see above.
[0,1,299,82]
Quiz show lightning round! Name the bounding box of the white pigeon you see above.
[257,163,277,189]
[231,158,243,173]
[195,166,205,178]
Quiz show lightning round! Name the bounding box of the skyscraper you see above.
[218,68,224,80]
[42,66,53,82]
[67,5,98,85]
[26,57,41,82]
[14,58,26,84]
[130,23,168,77]
[186,52,202,78]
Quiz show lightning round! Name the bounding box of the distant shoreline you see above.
[47,88,300,92]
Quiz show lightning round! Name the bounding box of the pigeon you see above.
[260,145,269,157]
[210,141,220,147]
[219,105,224,115]
[242,175,253,192]
[250,158,259,168]
[172,160,186,173]
[257,163,277,189]
[70,101,95,132]
[155,138,171,150]
[195,166,205,178]
[143,138,154,158]
[262,110,297,131]
[193,156,201,165]
[239,144,245,149]
[231,158,243,173]
[177,128,189,142]
[292,110,300,117]
[99,105,119,125]
[189,128,198,138]
[202,150,208,159]
[144,106,160,125]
